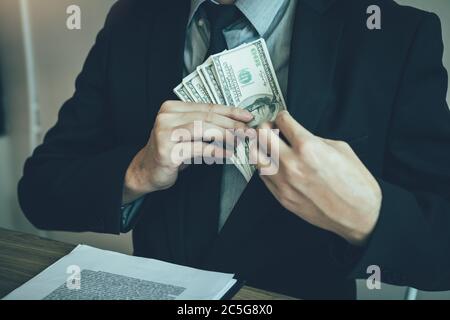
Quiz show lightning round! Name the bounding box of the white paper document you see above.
[3,245,237,300]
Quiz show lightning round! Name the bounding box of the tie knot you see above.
[202,1,243,32]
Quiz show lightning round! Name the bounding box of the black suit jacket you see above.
[18,0,450,299]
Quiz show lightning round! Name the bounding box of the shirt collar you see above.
[188,0,286,37]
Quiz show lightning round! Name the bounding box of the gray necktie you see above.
[202,1,249,232]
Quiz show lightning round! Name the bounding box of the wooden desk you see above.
[0,228,295,300]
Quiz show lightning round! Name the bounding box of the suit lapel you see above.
[147,1,189,108]
[287,0,345,133]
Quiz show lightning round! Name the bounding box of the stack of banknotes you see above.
[173,39,286,181]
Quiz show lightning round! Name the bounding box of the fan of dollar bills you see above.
[173,39,286,182]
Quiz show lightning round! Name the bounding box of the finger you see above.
[258,122,289,156]
[257,122,272,154]
[171,122,228,142]
[170,122,243,152]
[160,101,254,123]
[248,136,277,172]
[170,112,250,130]
[202,140,235,165]
[275,111,314,147]
[171,141,233,166]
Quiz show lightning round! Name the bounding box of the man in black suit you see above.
[18,0,450,299]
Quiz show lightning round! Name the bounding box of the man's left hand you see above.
[251,111,382,246]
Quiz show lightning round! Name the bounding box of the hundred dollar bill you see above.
[182,71,214,103]
[197,65,218,104]
[172,39,285,181]
[212,38,286,127]
[198,57,227,105]
[174,74,249,180]
[173,84,193,102]
[212,39,287,180]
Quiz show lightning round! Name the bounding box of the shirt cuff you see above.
[120,197,145,233]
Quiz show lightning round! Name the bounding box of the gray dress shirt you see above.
[122,0,297,232]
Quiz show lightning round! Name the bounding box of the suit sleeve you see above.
[349,13,450,291]
[17,3,142,234]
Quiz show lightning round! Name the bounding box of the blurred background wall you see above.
[0,0,132,256]
[0,0,448,300]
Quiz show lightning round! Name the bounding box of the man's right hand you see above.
[122,100,254,204]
